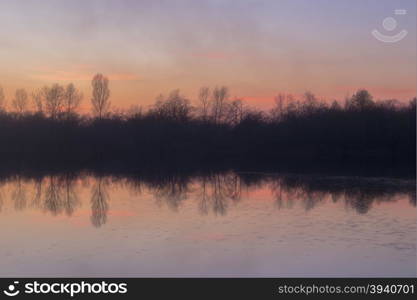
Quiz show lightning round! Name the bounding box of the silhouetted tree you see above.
[409,97,416,110]
[301,91,320,115]
[330,100,342,111]
[271,93,286,121]
[150,89,192,122]
[0,85,6,112]
[225,98,244,125]
[346,89,374,111]
[32,89,43,114]
[64,83,83,118]
[211,86,229,123]
[0,84,413,168]
[91,73,110,119]
[198,86,211,121]
[12,89,28,114]
[43,83,65,119]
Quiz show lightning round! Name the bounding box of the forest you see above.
[0,74,415,172]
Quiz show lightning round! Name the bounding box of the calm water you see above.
[0,172,415,277]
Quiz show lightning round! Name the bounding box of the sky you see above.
[0,0,415,111]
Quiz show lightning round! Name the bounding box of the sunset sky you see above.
[0,0,415,111]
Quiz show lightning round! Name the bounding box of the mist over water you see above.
[0,171,415,277]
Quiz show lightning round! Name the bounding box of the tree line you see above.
[0,73,109,119]
[0,73,415,169]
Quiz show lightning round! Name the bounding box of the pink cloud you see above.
[32,65,140,82]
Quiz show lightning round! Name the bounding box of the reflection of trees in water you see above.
[143,172,245,215]
[271,177,328,211]
[90,177,109,228]
[336,183,409,214]
[61,174,80,216]
[0,173,107,227]
[271,177,294,210]
[151,175,190,211]
[409,191,416,207]
[211,175,229,216]
[271,176,415,214]
[270,177,338,212]
[31,177,43,207]
[6,173,80,216]
[0,181,5,212]
[197,173,243,216]
[43,176,63,215]
[344,191,378,214]
[0,172,414,225]
[123,177,143,197]
[43,175,80,216]
[12,177,27,211]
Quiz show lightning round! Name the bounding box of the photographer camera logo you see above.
[372,9,408,43]
[3,281,20,297]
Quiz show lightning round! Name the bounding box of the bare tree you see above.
[345,89,374,111]
[0,86,6,112]
[12,89,28,114]
[330,100,342,111]
[32,89,43,114]
[127,104,142,118]
[303,91,317,104]
[91,73,110,119]
[211,86,229,123]
[198,87,211,120]
[64,83,83,118]
[301,91,319,115]
[225,98,244,125]
[410,97,417,110]
[151,89,192,122]
[272,93,286,121]
[43,84,65,119]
